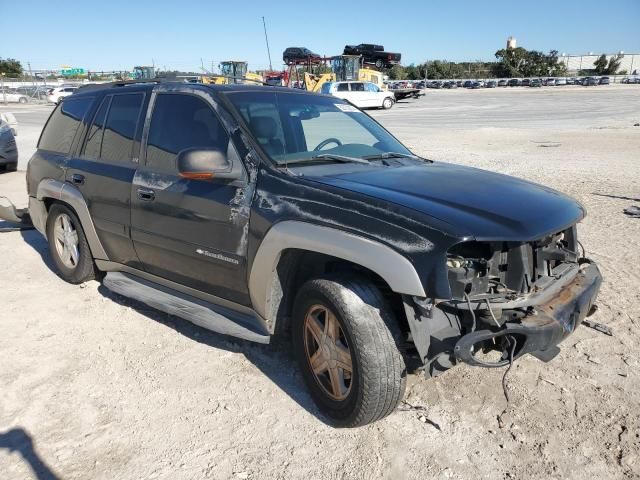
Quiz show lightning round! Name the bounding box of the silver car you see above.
[0,88,29,104]
[0,119,18,171]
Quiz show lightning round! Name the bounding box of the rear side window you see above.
[83,96,110,160]
[39,97,93,154]
[351,83,365,92]
[337,83,349,92]
[101,93,144,163]
[82,93,144,163]
[146,94,229,172]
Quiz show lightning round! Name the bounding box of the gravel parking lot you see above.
[1,85,639,480]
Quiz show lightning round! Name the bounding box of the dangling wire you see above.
[463,292,476,332]
[484,298,501,327]
[502,335,517,403]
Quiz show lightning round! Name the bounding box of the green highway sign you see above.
[60,68,86,76]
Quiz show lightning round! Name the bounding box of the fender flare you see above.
[36,178,109,260]
[249,221,426,322]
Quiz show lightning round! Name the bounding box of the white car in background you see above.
[0,88,29,104]
[321,81,395,109]
[47,86,78,104]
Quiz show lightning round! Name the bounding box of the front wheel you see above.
[375,59,384,69]
[46,204,97,284]
[18,97,28,104]
[382,97,394,109]
[292,276,406,427]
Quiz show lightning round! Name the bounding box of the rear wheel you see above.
[375,59,384,69]
[46,204,96,284]
[292,276,406,427]
[18,97,28,104]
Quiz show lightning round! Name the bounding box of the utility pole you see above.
[28,62,34,85]
[1,73,6,105]
[262,16,273,71]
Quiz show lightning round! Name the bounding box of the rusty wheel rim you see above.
[303,304,353,401]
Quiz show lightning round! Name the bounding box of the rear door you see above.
[67,90,148,266]
[130,89,250,305]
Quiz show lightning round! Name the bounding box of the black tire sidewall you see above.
[292,283,362,423]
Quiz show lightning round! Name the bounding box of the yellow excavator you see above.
[202,61,264,85]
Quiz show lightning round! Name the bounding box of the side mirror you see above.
[176,148,239,180]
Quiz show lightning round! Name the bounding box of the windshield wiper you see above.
[363,152,423,161]
[281,154,371,167]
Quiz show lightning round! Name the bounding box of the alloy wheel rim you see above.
[53,213,80,269]
[303,304,353,401]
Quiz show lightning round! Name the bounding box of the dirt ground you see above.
[1,86,639,480]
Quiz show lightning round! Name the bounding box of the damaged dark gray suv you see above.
[24,81,602,427]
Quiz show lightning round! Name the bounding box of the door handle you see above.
[70,174,85,185]
[136,188,155,201]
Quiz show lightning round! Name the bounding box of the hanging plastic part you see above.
[0,196,34,231]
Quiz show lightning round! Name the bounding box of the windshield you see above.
[224,91,411,165]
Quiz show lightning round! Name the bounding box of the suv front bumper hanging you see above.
[454,260,602,367]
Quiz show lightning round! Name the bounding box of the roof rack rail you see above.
[76,78,168,92]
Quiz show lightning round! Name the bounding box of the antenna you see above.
[262,16,273,71]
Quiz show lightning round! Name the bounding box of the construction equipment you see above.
[302,56,387,93]
[202,61,264,85]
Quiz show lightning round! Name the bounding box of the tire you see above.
[46,204,96,284]
[375,59,384,69]
[292,276,406,427]
[18,97,28,104]
[382,97,394,109]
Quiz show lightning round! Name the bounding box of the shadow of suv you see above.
[23,80,602,427]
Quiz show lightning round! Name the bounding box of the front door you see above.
[130,90,251,305]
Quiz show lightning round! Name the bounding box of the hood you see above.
[307,162,584,241]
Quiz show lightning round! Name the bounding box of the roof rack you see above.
[76,78,167,91]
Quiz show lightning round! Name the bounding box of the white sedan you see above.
[321,81,395,109]
[47,86,78,104]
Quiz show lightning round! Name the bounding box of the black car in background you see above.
[485,80,497,88]
[521,78,531,87]
[463,80,473,88]
[342,44,401,68]
[283,47,322,64]
[530,78,542,87]
[508,78,521,87]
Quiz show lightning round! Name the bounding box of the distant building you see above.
[558,52,639,75]
[507,36,517,50]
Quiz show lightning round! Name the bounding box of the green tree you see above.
[0,58,23,77]
[606,53,624,74]
[593,54,608,74]
[388,64,406,80]
[493,48,567,77]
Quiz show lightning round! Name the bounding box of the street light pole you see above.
[1,73,7,106]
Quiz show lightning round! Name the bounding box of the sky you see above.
[1,0,639,73]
